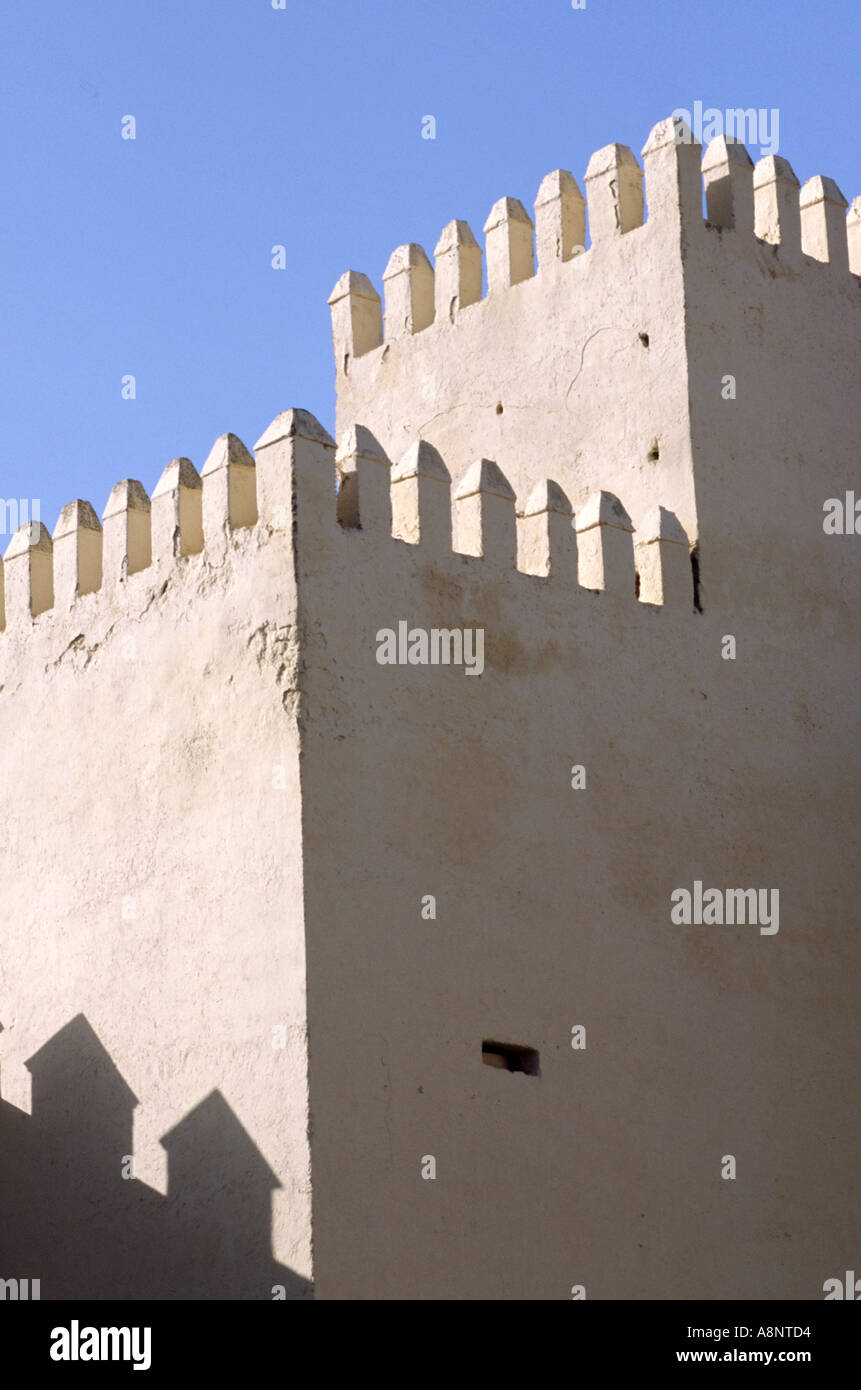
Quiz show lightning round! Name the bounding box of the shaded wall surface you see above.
[304,135,861,1299]
[0,507,313,1298]
[301,459,860,1300]
[0,1016,310,1299]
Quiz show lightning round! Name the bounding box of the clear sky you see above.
[1,0,858,536]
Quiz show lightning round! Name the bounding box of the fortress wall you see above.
[1,116,859,1302]
[0,441,313,1294]
[330,125,698,544]
[683,152,861,620]
[292,413,860,1299]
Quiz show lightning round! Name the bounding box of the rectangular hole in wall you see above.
[481,1040,540,1076]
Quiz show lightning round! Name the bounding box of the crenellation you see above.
[453,458,518,565]
[483,197,534,290]
[753,155,801,258]
[574,490,636,595]
[0,413,701,661]
[329,119,861,395]
[382,243,434,340]
[517,479,575,579]
[633,504,691,607]
[151,458,204,563]
[390,439,451,551]
[102,479,152,583]
[533,170,585,267]
[3,520,54,624]
[584,143,644,241]
[336,425,391,532]
[2,119,855,666]
[433,220,482,322]
[702,136,755,234]
[327,270,383,368]
[52,500,103,608]
[329,119,860,548]
[200,433,257,548]
[640,117,703,234]
[253,408,336,539]
[800,175,849,269]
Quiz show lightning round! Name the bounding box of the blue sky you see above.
[1,0,858,536]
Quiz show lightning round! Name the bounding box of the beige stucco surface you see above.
[300,461,859,1300]
[1,118,859,1300]
[0,501,313,1297]
[334,178,697,546]
[309,121,860,1298]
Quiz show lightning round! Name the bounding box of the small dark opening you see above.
[647,442,660,462]
[336,470,360,528]
[639,332,650,348]
[634,569,641,599]
[691,543,703,612]
[482,1040,540,1076]
[495,402,504,415]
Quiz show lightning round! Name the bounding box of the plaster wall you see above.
[333,141,697,542]
[0,501,312,1297]
[304,129,861,1299]
[300,433,860,1300]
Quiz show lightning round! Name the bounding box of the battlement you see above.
[330,118,860,374]
[333,426,693,608]
[0,413,696,659]
[3,108,861,1307]
[4,116,859,661]
[329,118,861,549]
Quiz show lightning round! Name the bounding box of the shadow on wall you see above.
[0,1014,312,1300]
